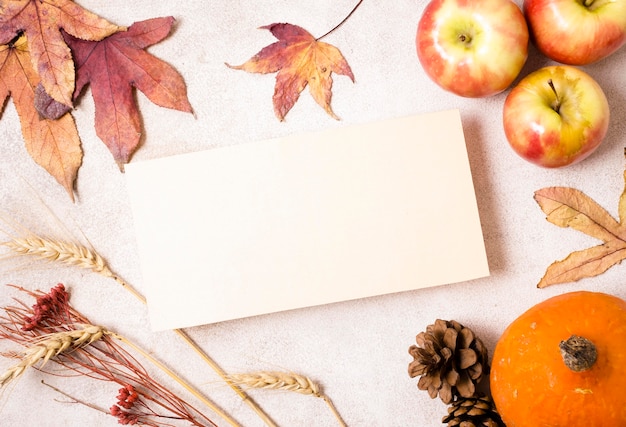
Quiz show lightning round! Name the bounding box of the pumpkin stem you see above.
[559,335,597,372]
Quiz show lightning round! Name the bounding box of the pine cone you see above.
[442,394,505,427]
[408,319,489,403]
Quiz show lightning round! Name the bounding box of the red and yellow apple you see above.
[416,0,529,97]
[524,0,626,65]
[503,65,609,168]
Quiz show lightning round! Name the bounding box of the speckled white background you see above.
[0,1,625,426]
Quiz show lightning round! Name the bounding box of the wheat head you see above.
[2,236,113,277]
[0,325,106,387]
[225,371,321,397]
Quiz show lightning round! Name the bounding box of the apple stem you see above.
[459,34,471,44]
[548,79,561,113]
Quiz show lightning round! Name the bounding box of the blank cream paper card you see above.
[125,109,489,330]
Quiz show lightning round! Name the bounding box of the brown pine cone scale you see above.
[442,394,505,427]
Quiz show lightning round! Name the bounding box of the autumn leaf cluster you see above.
[0,1,193,200]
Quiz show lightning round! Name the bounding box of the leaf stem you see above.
[7,31,24,48]
[317,0,365,41]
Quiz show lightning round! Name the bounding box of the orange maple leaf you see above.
[0,35,82,200]
[0,0,123,107]
[227,23,355,121]
[534,166,626,288]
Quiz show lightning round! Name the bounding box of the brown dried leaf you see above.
[534,187,623,241]
[534,170,626,288]
[537,242,626,288]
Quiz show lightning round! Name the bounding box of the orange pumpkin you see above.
[490,291,626,427]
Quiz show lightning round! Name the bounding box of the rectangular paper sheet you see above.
[125,109,489,330]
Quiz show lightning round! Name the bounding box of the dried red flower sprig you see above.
[117,383,140,409]
[110,384,163,427]
[22,283,69,331]
[110,403,141,425]
[0,284,219,427]
[1,222,274,426]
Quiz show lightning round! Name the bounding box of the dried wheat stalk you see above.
[0,227,275,426]
[3,236,113,276]
[0,324,105,387]
[1,235,146,303]
[225,371,347,427]
[226,371,321,397]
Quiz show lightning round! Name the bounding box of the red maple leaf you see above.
[64,17,193,167]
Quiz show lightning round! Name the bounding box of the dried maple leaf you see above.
[534,168,626,288]
[0,34,82,201]
[0,0,123,107]
[64,17,193,167]
[227,23,355,121]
